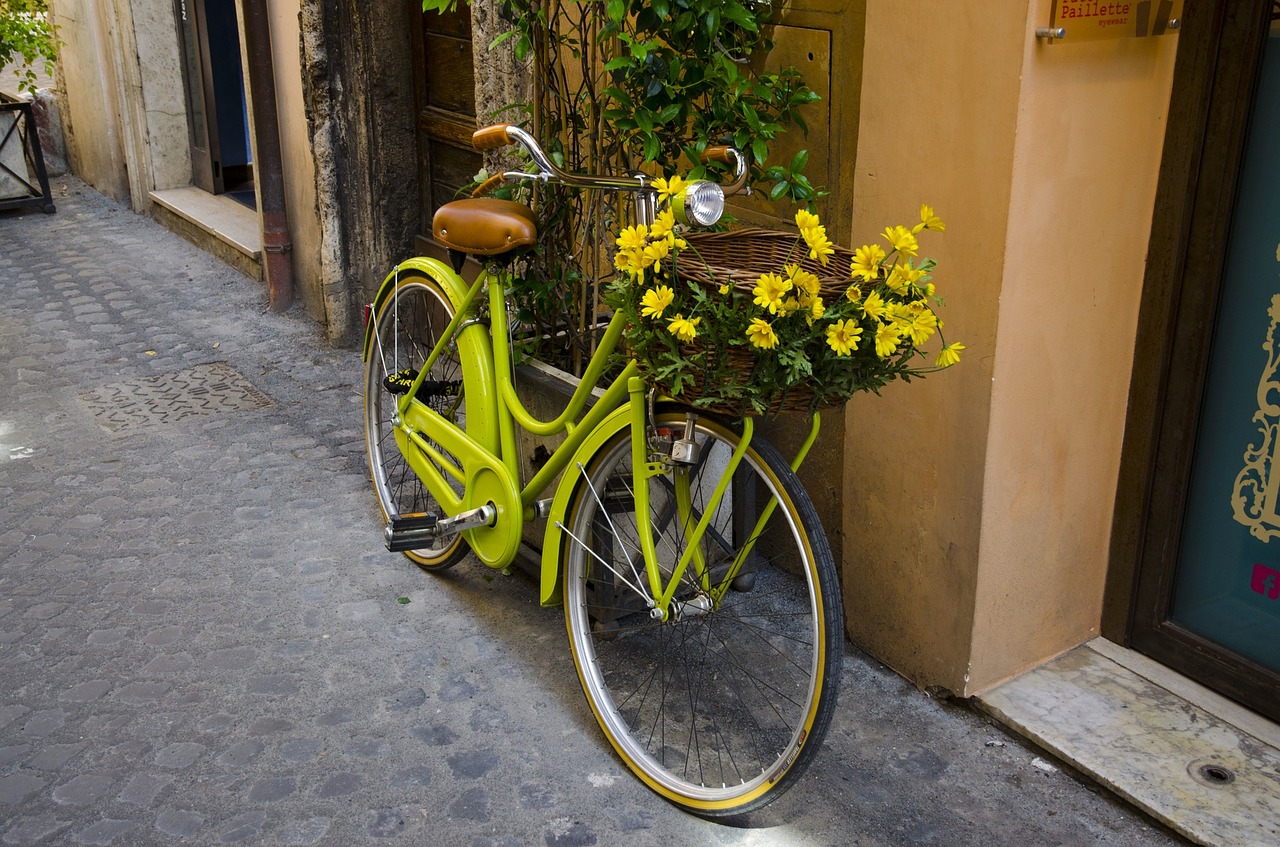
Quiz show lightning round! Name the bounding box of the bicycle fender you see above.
[361,258,470,362]
[539,403,635,607]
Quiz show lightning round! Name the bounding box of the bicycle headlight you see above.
[672,180,725,227]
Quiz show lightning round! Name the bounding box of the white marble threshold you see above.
[149,186,261,259]
[976,638,1280,847]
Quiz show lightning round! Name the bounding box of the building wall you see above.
[51,0,130,202]
[268,1,324,323]
[131,0,190,192]
[844,1,1177,694]
[970,17,1178,692]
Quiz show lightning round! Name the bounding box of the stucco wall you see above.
[268,0,323,323]
[969,16,1177,693]
[845,1,1176,694]
[132,0,190,192]
[843,1,1019,692]
[51,0,130,202]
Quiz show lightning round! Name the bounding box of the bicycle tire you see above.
[363,270,469,570]
[561,408,843,816]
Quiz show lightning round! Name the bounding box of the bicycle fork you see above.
[619,378,825,622]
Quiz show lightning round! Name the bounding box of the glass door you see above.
[1128,1,1280,721]
[1169,20,1280,675]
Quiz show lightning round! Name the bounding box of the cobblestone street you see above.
[0,178,1189,846]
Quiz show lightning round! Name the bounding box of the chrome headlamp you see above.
[671,181,725,227]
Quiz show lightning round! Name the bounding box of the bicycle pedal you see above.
[385,512,440,551]
[383,368,418,395]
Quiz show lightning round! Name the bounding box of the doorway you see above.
[1118,0,1280,722]
[175,0,255,209]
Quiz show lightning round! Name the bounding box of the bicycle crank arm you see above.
[384,503,496,551]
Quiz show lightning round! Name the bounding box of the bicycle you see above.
[361,124,844,817]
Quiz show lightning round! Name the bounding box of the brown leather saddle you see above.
[432,198,537,270]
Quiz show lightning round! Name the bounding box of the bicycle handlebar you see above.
[471,124,749,198]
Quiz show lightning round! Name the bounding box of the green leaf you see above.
[397,596,411,605]
[605,0,627,23]
[790,149,810,173]
[751,138,769,166]
[656,103,682,125]
[722,2,759,31]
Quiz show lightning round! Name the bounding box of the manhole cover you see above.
[80,361,273,432]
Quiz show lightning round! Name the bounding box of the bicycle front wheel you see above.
[561,409,843,817]
[363,270,469,570]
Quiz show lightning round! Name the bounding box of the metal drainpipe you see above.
[241,0,294,311]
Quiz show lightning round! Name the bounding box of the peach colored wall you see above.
[968,16,1178,693]
[844,1,1176,694]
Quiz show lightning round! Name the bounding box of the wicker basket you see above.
[677,228,862,301]
[645,228,871,417]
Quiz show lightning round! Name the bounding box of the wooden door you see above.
[409,1,482,249]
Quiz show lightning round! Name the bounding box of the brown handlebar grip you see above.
[471,173,506,198]
[702,146,737,165]
[472,124,513,152]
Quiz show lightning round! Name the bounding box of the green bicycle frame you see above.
[369,257,821,615]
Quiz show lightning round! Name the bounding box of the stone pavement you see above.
[0,178,1189,846]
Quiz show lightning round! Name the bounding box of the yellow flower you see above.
[650,208,678,245]
[825,319,863,356]
[667,313,700,342]
[753,272,793,315]
[887,303,915,329]
[860,289,889,322]
[614,246,647,282]
[886,263,925,295]
[718,283,731,295]
[652,174,688,206]
[905,308,939,346]
[882,225,918,258]
[935,342,965,368]
[807,296,826,324]
[643,238,671,267]
[795,209,821,232]
[746,318,778,350]
[874,323,902,359]
[913,203,946,234]
[802,226,835,267]
[786,263,821,298]
[850,244,886,282]
[640,285,674,319]
[616,224,648,252]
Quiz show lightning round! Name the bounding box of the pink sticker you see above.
[1251,564,1280,599]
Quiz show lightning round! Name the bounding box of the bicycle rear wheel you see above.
[561,409,843,816]
[363,270,469,569]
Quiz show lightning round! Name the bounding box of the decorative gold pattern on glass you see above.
[1232,293,1280,541]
